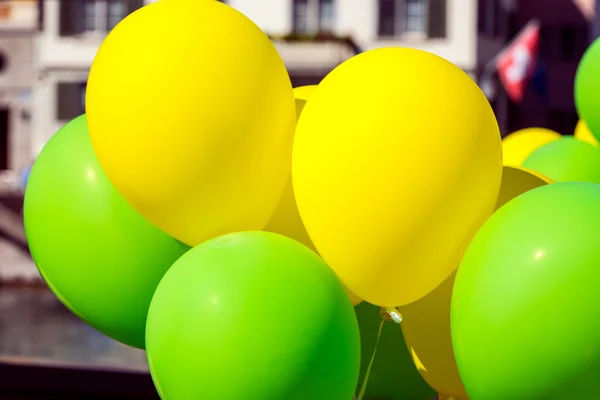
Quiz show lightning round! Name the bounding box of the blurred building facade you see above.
[31,0,482,159]
[503,0,590,135]
[594,0,600,38]
[8,0,600,168]
[0,0,38,174]
[32,0,149,159]
[476,0,514,135]
[231,0,522,133]
[232,0,479,82]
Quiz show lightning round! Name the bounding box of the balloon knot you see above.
[380,307,402,324]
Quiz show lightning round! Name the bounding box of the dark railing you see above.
[0,287,158,399]
[268,33,363,55]
[0,358,159,400]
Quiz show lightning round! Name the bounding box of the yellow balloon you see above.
[86,1,296,246]
[264,85,362,306]
[399,165,552,400]
[574,119,599,146]
[502,128,561,166]
[292,48,502,307]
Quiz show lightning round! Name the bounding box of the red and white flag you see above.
[496,20,541,102]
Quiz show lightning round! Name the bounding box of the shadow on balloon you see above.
[264,84,362,306]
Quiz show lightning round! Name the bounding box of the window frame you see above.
[377,0,435,39]
[318,0,335,33]
[403,0,429,37]
[59,0,139,38]
[56,81,87,122]
[292,0,313,34]
[79,0,107,39]
[292,0,335,35]
[107,0,129,32]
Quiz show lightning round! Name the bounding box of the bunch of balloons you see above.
[23,1,600,399]
[446,37,600,400]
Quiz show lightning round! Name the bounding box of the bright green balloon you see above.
[24,115,189,349]
[146,231,360,400]
[451,182,600,399]
[355,302,435,400]
[522,136,600,183]
[575,37,600,142]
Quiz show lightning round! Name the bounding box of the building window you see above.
[405,0,428,35]
[81,0,98,33]
[59,0,144,37]
[0,108,8,171]
[293,0,310,34]
[57,82,87,121]
[0,51,8,74]
[560,26,588,61]
[478,0,506,37]
[319,0,334,32]
[377,0,446,38]
[540,26,559,61]
[37,0,44,31]
[377,0,397,37]
[107,0,128,31]
[540,25,588,62]
[484,0,495,36]
[546,109,578,136]
[292,0,335,34]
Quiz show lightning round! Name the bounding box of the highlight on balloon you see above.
[17,1,600,399]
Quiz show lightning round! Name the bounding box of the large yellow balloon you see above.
[574,119,599,146]
[502,128,561,166]
[399,165,552,400]
[264,85,362,306]
[86,1,296,245]
[292,48,502,307]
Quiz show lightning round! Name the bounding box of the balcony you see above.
[271,33,361,78]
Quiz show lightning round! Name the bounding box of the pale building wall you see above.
[0,0,37,173]
[232,0,478,70]
[33,0,158,157]
[34,0,479,158]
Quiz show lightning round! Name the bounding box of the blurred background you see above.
[0,0,595,398]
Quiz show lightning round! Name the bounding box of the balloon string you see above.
[356,319,385,400]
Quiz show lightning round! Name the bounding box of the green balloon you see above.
[355,302,435,400]
[575,37,600,142]
[522,137,600,183]
[451,182,600,399]
[146,231,360,400]
[24,115,189,349]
